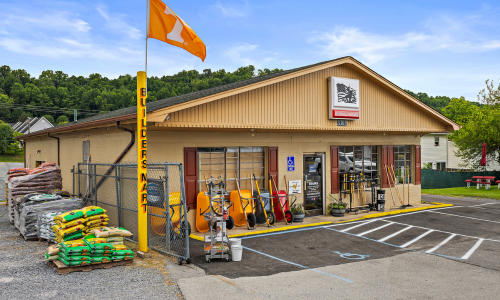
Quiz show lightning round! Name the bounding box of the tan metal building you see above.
[19,56,459,229]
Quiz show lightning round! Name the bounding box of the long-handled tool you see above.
[271,175,293,224]
[384,164,397,207]
[253,174,274,227]
[389,165,403,206]
[406,166,412,207]
[235,174,256,230]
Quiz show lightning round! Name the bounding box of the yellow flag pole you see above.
[137,72,148,253]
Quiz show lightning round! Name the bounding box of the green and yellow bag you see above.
[82,206,107,217]
[55,218,85,229]
[54,210,85,223]
[86,220,108,227]
[111,255,134,261]
[58,257,90,266]
[60,246,89,256]
[59,252,91,261]
[90,256,110,263]
[84,237,115,251]
[90,252,111,257]
[113,249,134,256]
[54,224,85,237]
[44,253,59,261]
[105,237,124,243]
[85,214,109,222]
[56,232,84,242]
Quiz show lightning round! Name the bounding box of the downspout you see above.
[47,133,60,166]
[23,141,26,168]
[95,121,135,190]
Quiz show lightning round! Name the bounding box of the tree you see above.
[8,131,23,154]
[18,112,29,122]
[56,115,69,125]
[451,80,500,170]
[43,115,55,124]
[441,97,480,126]
[0,121,14,153]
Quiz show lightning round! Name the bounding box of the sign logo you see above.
[288,180,301,194]
[328,77,360,120]
[287,156,295,171]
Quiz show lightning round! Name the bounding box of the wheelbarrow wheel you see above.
[284,210,294,223]
[177,257,183,265]
[266,211,276,226]
[247,213,257,229]
[226,216,234,230]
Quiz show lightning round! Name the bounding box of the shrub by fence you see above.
[422,169,500,189]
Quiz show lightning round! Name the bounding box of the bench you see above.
[465,179,473,188]
[496,180,500,189]
[472,181,491,189]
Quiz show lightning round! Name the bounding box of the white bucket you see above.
[231,244,243,261]
[229,238,241,246]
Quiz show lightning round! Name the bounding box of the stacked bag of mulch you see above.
[6,168,28,224]
[36,212,64,242]
[89,227,134,261]
[52,206,108,243]
[8,163,62,197]
[19,197,82,240]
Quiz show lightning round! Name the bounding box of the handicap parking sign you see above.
[287,156,295,171]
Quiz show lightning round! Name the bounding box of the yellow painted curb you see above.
[189,202,452,241]
[335,202,453,224]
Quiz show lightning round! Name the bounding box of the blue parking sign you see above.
[287,156,295,171]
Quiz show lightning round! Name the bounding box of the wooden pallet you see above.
[50,258,133,275]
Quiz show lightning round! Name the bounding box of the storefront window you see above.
[198,147,264,192]
[394,145,412,184]
[339,146,378,180]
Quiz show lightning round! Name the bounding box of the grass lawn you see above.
[0,149,24,163]
[422,186,500,200]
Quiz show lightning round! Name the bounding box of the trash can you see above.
[376,189,385,211]
[253,190,271,224]
[231,244,243,261]
[147,179,164,208]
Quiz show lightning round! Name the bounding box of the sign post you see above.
[137,71,148,253]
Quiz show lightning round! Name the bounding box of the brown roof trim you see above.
[17,113,136,140]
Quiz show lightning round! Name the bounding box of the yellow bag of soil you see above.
[90,227,133,238]
[85,215,109,222]
[55,218,85,229]
[58,257,90,266]
[54,210,85,223]
[86,220,108,227]
[113,244,128,250]
[46,244,60,255]
[54,224,85,237]
[45,253,59,261]
[84,237,115,250]
[81,206,107,217]
[61,240,86,248]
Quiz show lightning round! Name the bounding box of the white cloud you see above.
[310,16,500,64]
[96,6,142,39]
[224,43,258,65]
[213,1,248,18]
[0,12,90,33]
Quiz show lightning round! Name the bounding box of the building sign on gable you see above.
[328,77,360,120]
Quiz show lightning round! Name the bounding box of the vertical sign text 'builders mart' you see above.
[137,72,147,214]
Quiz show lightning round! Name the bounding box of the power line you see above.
[0,102,107,113]
[0,103,105,116]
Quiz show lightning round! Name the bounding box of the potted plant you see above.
[290,204,308,222]
[328,195,347,217]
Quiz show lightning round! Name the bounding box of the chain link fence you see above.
[71,162,190,263]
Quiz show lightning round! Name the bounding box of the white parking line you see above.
[428,211,500,224]
[462,239,485,259]
[379,226,413,242]
[340,219,377,232]
[401,230,434,248]
[469,203,497,207]
[357,222,394,237]
[426,234,456,253]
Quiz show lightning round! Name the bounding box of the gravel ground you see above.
[0,205,184,300]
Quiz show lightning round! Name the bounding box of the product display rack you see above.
[204,177,231,263]
[340,172,380,215]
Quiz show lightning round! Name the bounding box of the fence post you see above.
[115,165,122,227]
[179,163,189,261]
[71,165,75,196]
[93,164,97,206]
[78,164,82,198]
[165,164,171,253]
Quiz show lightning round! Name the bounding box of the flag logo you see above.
[336,83,357,104]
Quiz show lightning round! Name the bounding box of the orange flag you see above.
[149,0,206,61]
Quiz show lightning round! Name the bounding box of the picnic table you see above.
[471,176,496,189]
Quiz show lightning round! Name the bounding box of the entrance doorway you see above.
[303,154,324,216]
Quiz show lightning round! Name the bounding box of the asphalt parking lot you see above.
[183,196,500,299]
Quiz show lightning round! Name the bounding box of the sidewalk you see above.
[190,201,450,240]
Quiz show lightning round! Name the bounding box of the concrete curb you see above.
[189,202,453,241]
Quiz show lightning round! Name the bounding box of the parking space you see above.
[191,196,500,279]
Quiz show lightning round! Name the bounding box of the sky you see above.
[1,0,499,101]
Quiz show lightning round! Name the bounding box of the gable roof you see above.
[18,56,459,139]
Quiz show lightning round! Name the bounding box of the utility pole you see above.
[74,109,77,122]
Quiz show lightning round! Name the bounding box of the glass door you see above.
[303,154,323,216]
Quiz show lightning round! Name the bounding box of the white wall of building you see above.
[421,133,448,170]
